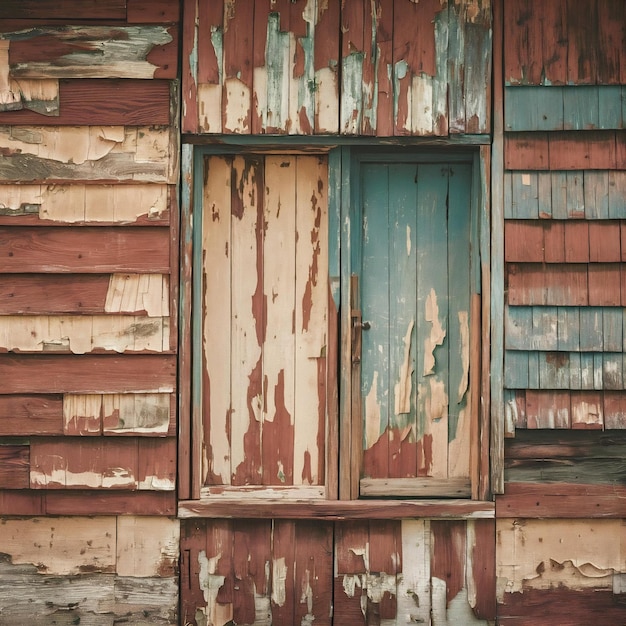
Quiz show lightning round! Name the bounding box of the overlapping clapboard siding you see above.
[181,518,495,626]
[0,1,180,622]
[182,0,492,137]
[498,0,626,620]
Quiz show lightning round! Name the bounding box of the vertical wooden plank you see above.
[232,520,271,625]
[231,156,264,486]
[584,171,610,219]
[543,221,565,263]
[540,0,568,85]
[579,307,604,351]
[340,0,365,134]
[293,521,333,626]
[388,164,418,480]
[368,520,399,621]
[566,0,598,85]
[588,264,621,306]
[604,391,626,428]
[262,156,297,486]
[431,521,466,612]
[271,520,296,626]
[181,143,194,499]
[334,521,368,625]
[361,163,390,479]
[557,306,580,351]
[490,0,505,494]
[197,0,224,133]
[202,155,232,486]
[571,391,603,429]
[609,172,626,219]
[397,519,431,624]
[469,519,496,620]
[447,163,472,482]
[263,10,292,134]
[563,86,600,130]
[597,0,625,84]
[372,0,394,137]
[180,520,207,625]
[314,0,340,134]
[205,520,235,626]
[417,164,449,479]
[181,0,199,133]
[589,222,620,262]
[293,155,328,487]
[512,172,539,218]
[564,221,589,263]
[222,0,254,133]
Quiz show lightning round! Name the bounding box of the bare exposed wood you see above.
[0,445,29,488]
[360,477,471,498]
[178,498,495,520]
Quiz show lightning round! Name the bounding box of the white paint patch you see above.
[198,550,227,626]
[406,224,412,256]
[365,573,397,603]
[365,371,381,449]
[224,77,250,133]
[424,288,446,375]
[457,310,470,403]
[272,557,288,606]
[394,319,415,415]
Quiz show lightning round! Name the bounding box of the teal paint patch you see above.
[265,13,290,130]
[342,52,365,133]
[392,60,408,131]
[210,26,223,86]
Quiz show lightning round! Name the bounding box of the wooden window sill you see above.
[178,498,494,520]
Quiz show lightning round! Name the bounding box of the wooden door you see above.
[354,159,478,498]
[194,153,333,500]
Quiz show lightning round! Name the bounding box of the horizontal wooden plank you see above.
[65,392,173,436]
[360,477,471,498]
[0,490,176,516]
[505,132,624,170]
[0,79,171,125]
[505,350,626,391]
[506,306,625,353]
[30,436,176,490]
[0,227,170,273]
[505,220,623,262]
[497,483,626,518]
[0,126,174,183]
[0,183,170,225]
[504,171,626,220]
[0,394,63,435]
[0,354,176,393]
[0,274,169,315]
[505,86,625,132]
[506,429,626,459]
[127,0,180,24]
[0,1,127,20]
[3,25,177,79]
[0,444,29,488]
[178,499,495,520]
[0,314,170,353]
[507,263,591,306]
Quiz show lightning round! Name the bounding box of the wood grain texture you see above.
[3,25,177,79]
[0,0,127,20]
[0,79,171,125]
[0,227,170,273]
[0,354,176,393]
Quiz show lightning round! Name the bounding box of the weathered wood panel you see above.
[505,132,625,171]
[503,171,626,219]
[30,437,176,490]
[505,86,625,132]
[199,154,330,496]
[0,1,127,20]
[0,354,175,393]
[187,0,340,134]
[497,518,626,625]
[0,227,170,273]
[0,274,169,315]
[0,126,175,183]
[1,26,177,79]
[0,79,171,125]
[504,0,626,86]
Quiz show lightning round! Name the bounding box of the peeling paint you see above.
[424,288,446,375]
[394,319,415,415]
[271,556,288,606]
[365,370,382,449]
[198,550,228,626]
[457,310,470,402]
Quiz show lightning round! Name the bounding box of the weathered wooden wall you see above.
[0,1,181,622]
[496,0,626,622]
[182,0,492,136]
[181,518,496,626]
